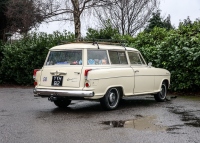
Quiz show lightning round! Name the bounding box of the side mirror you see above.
[148,62,152,67]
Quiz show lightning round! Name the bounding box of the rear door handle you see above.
[134,70,139,73]
[74,72,80,74]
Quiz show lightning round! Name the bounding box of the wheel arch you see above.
[103,86,124,98]
[162,79,170,89]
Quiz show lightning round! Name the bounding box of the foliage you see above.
[0,31,75,84]
[86,21,200,92]
[1,18,200,92]
[6,0,44,34]
[178,16,193,27]
[130,20,200,92]
[144,10,174,32]
[0,0,8,41]
[86,21,120,40]
[0,40,4,68]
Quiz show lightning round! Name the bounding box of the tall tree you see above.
[6,0,44,35]
[144,10,174,32]
[95,0,159,36]
[39,0,117,39]
[179,16,193,27]
[0,0,8,41]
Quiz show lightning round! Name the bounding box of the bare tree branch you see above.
[95,0,159,36]
[6,0,44,34]
[38,0,118,39]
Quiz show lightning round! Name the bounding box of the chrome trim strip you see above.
[33,88,94,97]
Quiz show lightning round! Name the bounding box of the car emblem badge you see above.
[55,71,58,75]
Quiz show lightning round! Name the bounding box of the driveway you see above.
[0,88,199,143]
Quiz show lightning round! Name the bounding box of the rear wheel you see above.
[154,82,167,102]
[54,98,71,108]
[100,88,120,110]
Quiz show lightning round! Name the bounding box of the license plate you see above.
[52,76,63,86]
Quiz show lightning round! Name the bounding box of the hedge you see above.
[0,31,75,84]
[129,22,200,91]
[0,21,200,92]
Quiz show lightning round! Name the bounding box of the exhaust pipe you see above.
[48,96,57,102]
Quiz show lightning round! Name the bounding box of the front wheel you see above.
[100,88,120,110]
[54,98,71,108]
[154,82,167,102]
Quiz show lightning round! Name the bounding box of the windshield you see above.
[46,50,82,65]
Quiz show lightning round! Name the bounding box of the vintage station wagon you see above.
[33,42,170,110]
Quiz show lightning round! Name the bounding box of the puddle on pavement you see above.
[169,107,200,127]
[101,115,167,131]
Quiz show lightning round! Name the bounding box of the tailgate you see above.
[40,66,83,88]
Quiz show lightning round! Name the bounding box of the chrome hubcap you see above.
[108,88,119,107]
[109,93,116,103]
[160,84,166,99]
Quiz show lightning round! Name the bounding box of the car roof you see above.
[50,43,139,52]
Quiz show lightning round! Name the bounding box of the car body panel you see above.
[34,43,170,100]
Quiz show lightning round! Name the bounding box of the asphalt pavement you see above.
[0,88,200,143]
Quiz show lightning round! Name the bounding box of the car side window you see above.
[128,52,144,65]
[109,51,128,64]
[87,50,109,65]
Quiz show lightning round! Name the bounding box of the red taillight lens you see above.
[84,69,92,78]
[33,69,39,79]
[85,82,90,87]
[33,69,40,86]
[33,69,39,76]
[34,82,37,86]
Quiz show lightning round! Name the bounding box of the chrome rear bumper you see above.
[33,88,94,97]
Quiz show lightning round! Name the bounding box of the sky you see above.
[37,0,200,35]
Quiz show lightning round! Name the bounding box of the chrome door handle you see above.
[74,72,80,74]
[134,70,139,73]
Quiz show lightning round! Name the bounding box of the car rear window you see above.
[87,50,109,65]
[46,50,82,65]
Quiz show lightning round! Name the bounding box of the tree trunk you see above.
[74,14,81,40]
[72,0,81,40]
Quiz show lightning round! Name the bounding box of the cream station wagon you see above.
[33,42,170,110]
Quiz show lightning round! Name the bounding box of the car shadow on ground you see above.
[50,97,161,114]
[34,97,170,121]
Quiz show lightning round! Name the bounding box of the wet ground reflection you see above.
[101,115,167,131]
[168,106,200,127]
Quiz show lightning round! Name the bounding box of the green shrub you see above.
[86,22,120,40]
[1,21,200,92]
[129,23,200,92]
[0,31,75,85]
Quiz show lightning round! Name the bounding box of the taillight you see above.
[85,82,90,87]
[33,69,40,80]
[84,69,92,79]
[34,82,37,86]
